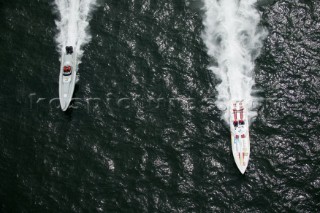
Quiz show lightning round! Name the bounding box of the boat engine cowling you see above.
[66,46,73,54]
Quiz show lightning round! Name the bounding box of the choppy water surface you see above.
[0,0,319,212]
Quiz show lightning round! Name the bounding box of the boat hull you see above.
[230,101,250,174]
[59,48,77,111]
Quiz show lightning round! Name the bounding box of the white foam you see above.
[202,0,267,123]
[54,0,97,63]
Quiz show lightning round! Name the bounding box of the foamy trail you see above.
[54,0,97,63]
[202,0,267,123]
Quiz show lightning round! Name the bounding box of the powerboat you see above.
[230,100,250,174]
[59,46,79,111]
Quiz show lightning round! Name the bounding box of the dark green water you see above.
[0,0,319,212]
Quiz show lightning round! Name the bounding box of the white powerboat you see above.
[230,100,250,174]
[59,46,79,111]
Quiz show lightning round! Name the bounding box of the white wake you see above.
[54,0,97,63]
[202,0,267,123]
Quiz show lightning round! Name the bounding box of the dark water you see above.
[0,0,319,212]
